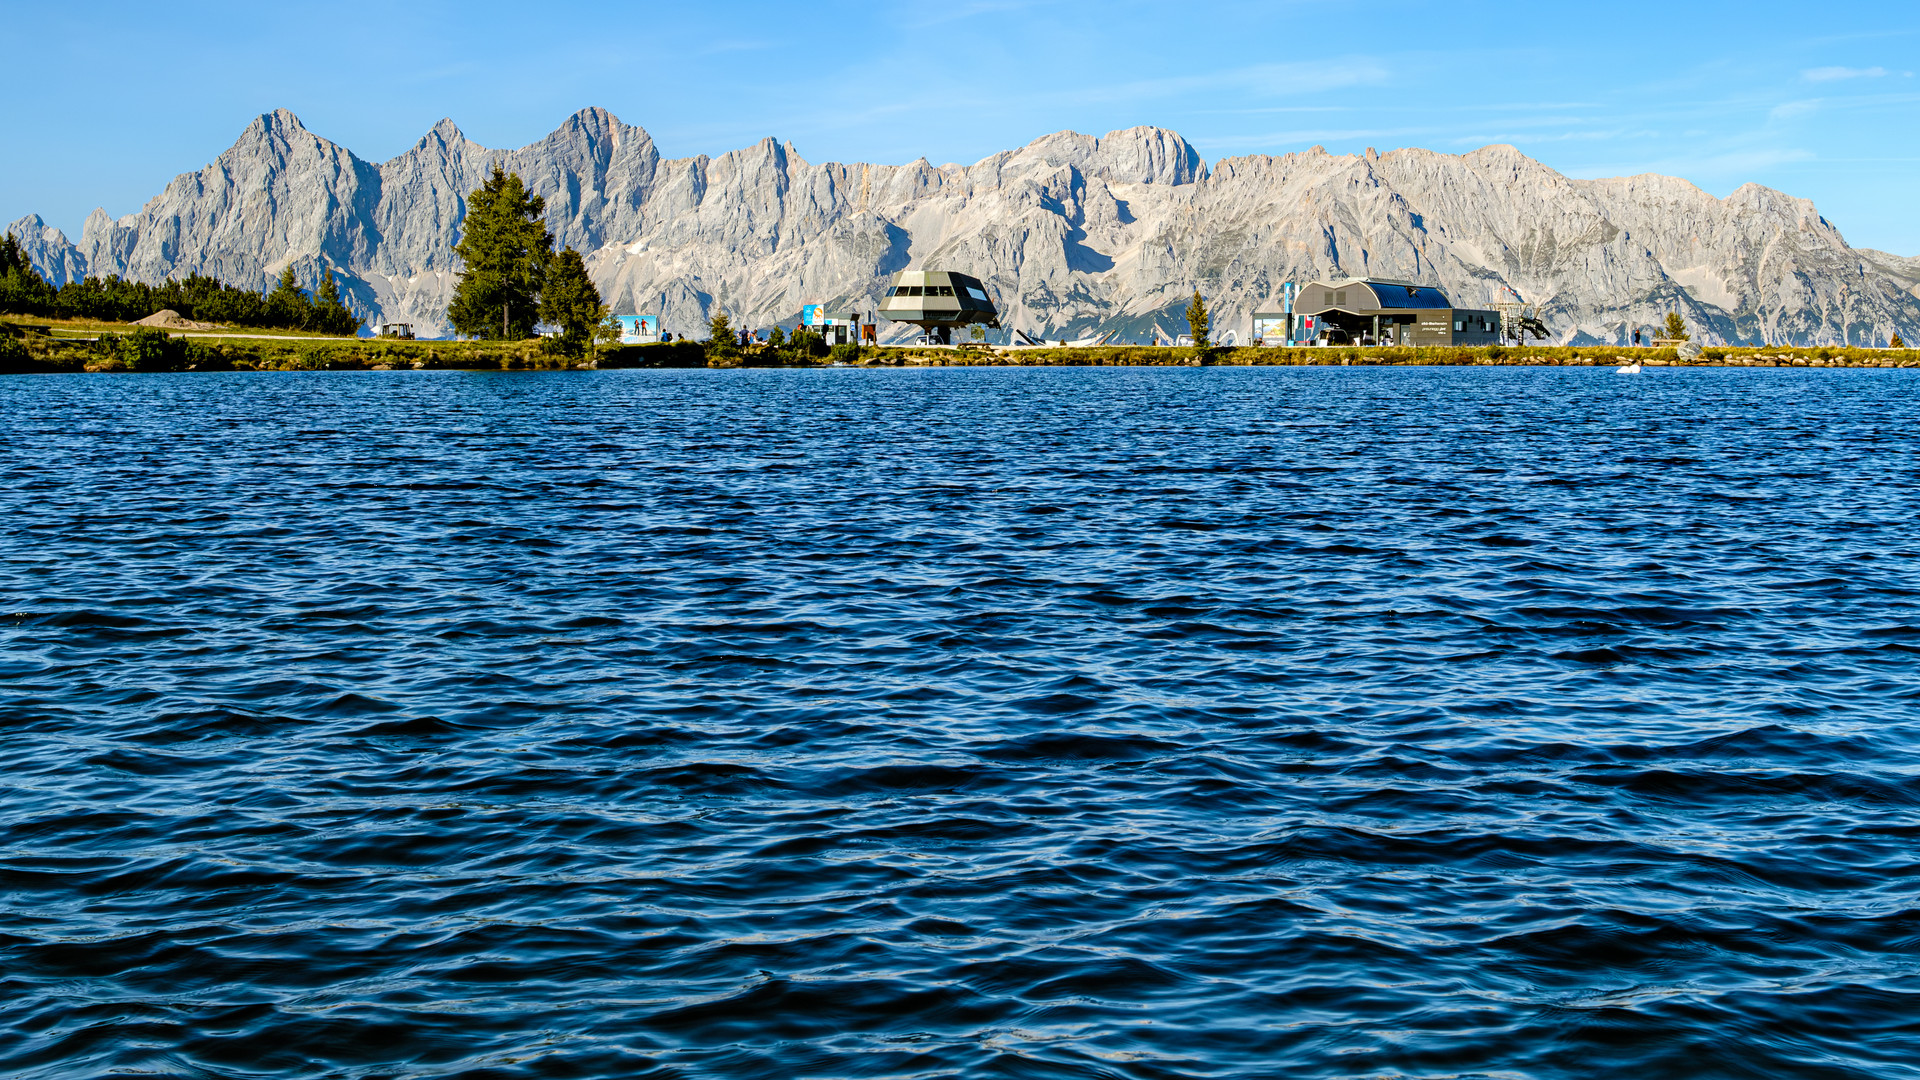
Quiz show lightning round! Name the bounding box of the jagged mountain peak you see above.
[990,126,1205,187]
[7,109,1914,346]
[560,105,620,135]
[533,107,622,149]
[230,108,329,153]
[261,107,309,132]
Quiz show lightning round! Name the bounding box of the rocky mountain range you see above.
[9,106,1918,345]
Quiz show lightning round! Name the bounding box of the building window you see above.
[1335,291,1347,304]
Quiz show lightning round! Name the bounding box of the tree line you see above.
[0,234,357,335]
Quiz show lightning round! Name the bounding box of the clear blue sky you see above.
[5,0,1918,254]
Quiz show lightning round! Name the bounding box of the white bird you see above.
[1615,359,1643,374]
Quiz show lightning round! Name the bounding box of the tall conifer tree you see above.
[539,247,604,357]
[449,164,553,340]
[312,270,358,336]
[1186,290,1210,348]
[0,234,55,315]
[265,266,311,329]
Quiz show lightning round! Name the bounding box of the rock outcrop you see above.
[9,107,1917,345]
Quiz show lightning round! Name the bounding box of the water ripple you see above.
[3,366,1919,1078]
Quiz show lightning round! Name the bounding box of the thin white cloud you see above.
[1802,66,1887,82]
[1447,128,1656,146]
[1770,100,1819,121]
[1564,147,1817,182]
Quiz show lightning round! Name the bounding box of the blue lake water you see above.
[3,365,1919,1079]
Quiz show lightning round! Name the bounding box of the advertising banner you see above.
[617,315,659,344]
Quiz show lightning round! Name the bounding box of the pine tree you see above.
[1893,333,1906,349]
[0,233,55,315]
[311,270,358,336]
[265,266,311,329]
[1186,290,1210,348]
[448,163,553,340]
[707,308,737,354]
[1663,311,1689,342]
[538,248,603,357]
[0,234,28,276]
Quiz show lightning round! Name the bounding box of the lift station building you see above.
[1254,278,1501,346]
[877,270,1000,344]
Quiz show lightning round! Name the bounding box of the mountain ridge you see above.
[10,107,1917,345]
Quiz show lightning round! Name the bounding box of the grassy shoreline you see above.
[870,344,1920,369]
[11,315,362,341]
[4,320,1918,373]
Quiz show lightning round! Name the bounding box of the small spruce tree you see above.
[0,233,28,277]
[312,270,358,336]
[265,266,312,330]
[1663,311,1689,342]
[1186,290,1210,348]
[1893,333,1906,349]
[539,247,603,357]
[0,233,55,316]
[707,308,738,361]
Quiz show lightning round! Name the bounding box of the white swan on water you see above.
[1615,359,1643,374]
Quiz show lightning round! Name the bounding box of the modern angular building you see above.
[877,271,1000,344]
[1253,278,1501,346]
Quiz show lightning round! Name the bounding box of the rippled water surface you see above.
[5,366,1920,1079]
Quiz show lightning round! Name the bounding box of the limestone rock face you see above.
[6,214,88,287]
[8,107,1917,345]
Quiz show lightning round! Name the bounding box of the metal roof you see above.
[1291,279,1456,312]
[1363,282,1451,309]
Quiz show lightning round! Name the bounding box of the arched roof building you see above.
[1254,278,1502,347]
